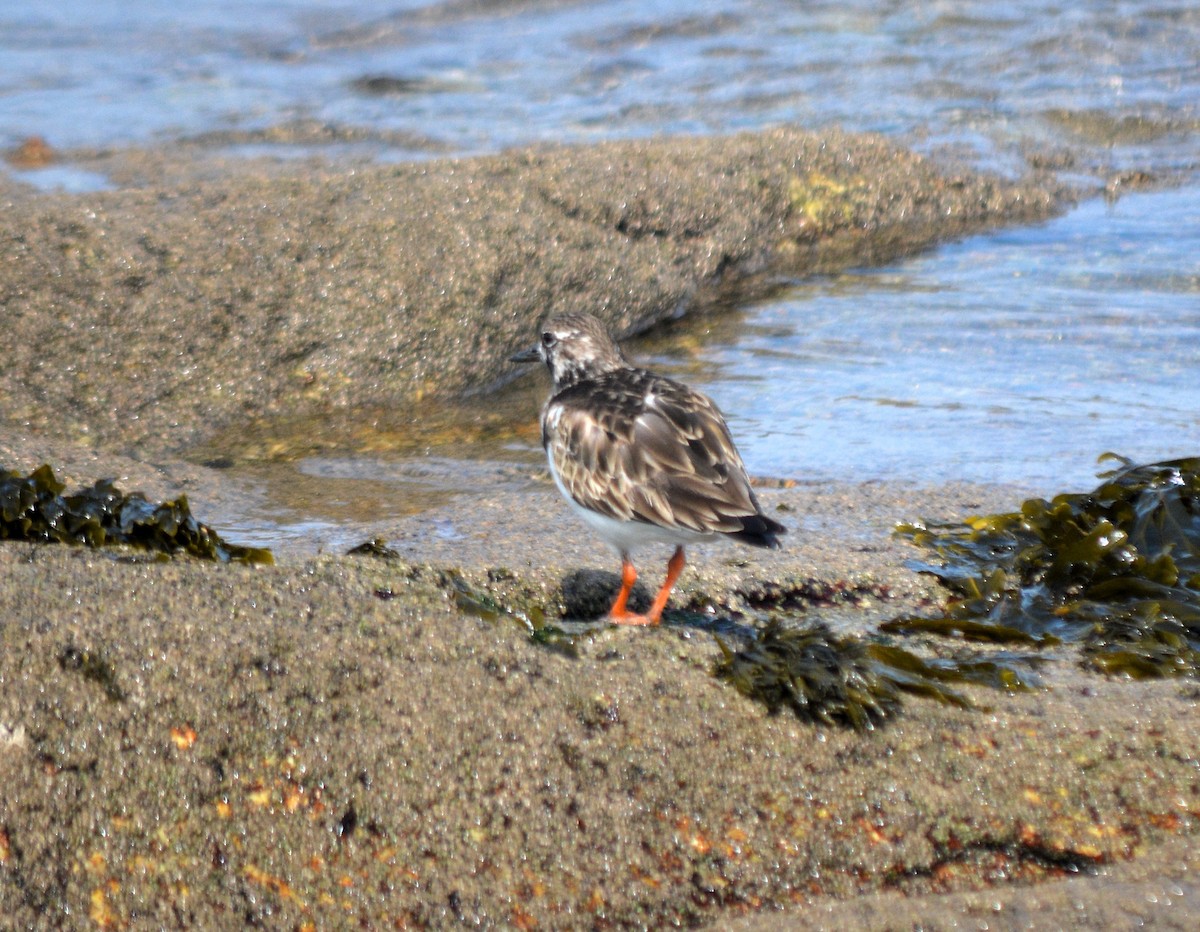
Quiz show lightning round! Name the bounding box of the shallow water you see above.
[659,185,1200,492]
[201,455,544,554]
[3,0,1197,175]
[2,0,1197,545]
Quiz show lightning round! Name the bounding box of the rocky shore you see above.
[0,127,1064,459]
[3,129,1197,928]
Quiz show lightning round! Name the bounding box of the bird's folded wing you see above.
[548,381,763,534]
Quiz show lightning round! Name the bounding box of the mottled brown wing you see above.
[545,371,767,535]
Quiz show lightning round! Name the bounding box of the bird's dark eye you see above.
[541,331,556,347]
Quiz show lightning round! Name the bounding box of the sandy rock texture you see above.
[0,128,1064,458]
[6,129,1193,930]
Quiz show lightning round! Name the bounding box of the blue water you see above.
[3,1,1196,174]
[660,187,1200,492]
[1,0,1196,532]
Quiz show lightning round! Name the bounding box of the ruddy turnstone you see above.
[511,312,785,626]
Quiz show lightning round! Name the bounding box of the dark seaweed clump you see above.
[713,620,1037,729]
[346,538,401,558]
[0,464,273,565]
[58,645,125,702]
[892,456,1200,678]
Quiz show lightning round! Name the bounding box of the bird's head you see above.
[510,312,627,389]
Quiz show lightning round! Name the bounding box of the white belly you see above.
[547,455,713,556]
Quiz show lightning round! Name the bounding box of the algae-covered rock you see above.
[0,463,272,564]
[894,455,1200,677]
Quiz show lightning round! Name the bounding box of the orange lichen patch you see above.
[725,825,749,844]
[720,824,751,858]
[170,725,197,750]
[215,799,232,819]
[511,905,538,930]
[584,887,605,912]
[283,785,304,813]
[520,866,547,898]
[243,864,298,903]
[958,737,998,758]
[1148,811,1182,831]
[89,881,121,929]
[629,864,660,888]
[231,753,325,818]
[1022,788,1043,805]
[0,827,10,865]
[930,859,976,888]
[1087,823,1120,840]
[857,818,890,846]
[672,815,714,855]
[6,136,55,169]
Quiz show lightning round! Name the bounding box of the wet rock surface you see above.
[0,128,1065,457]
[1,519,1198,928]
[1,474,1197,928]
[4,130,1195,927]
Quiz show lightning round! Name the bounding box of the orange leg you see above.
[646,546,686,624]
[607,557,639,620]
[607,546,686,627]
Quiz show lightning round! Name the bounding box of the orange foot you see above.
[605,546,685,627]
[607,608,661,627]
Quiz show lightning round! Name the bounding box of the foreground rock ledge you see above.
[0,533,1197,929]
[0,128,1067,457]
[1,476,1198,929]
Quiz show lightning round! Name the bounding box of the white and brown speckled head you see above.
[510,312,627,391]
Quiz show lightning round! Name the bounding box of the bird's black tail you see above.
[729,513,787,549]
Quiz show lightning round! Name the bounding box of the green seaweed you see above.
[346,538,400,558]
[714,621,902,728]
[454,572,586,657]
[439,570,578,652]
[712,620,1041,728]
[58,645,125,702]
[866,644,1040,693]
[0,464,273,564]
[444,570,513,624]
[895,455,1200,677]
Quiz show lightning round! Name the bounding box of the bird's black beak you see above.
[509,346,540,364]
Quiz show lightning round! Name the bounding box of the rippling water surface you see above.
[656,186,1200,492]
[3,0,1197,173]
[2,0,1197,541]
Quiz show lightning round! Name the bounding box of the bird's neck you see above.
[551,357,624,392]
